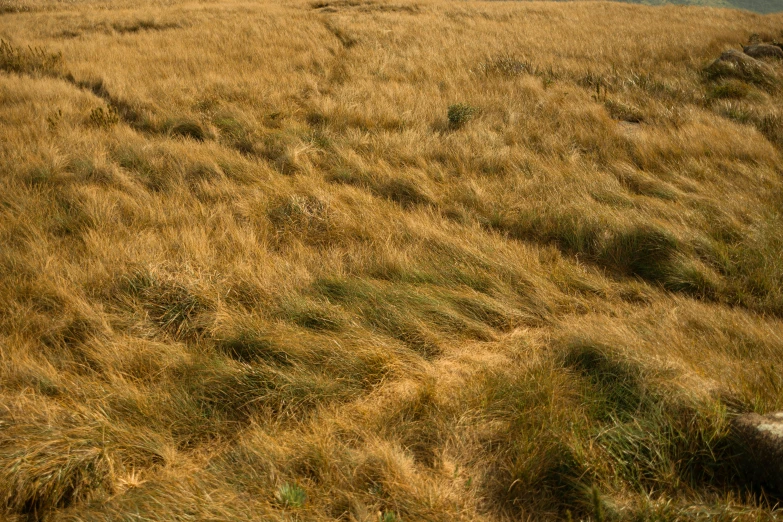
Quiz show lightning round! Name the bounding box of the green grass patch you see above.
[167,119,207,141]
[598,225,680,282]
[214,114,256,155]
[275,482,307,508]
[447,103,478,129]
[215,331,293,366]
[708,80,751,100]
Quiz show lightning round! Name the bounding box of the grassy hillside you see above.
[1,0,783,520]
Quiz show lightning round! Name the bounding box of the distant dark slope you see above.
[728,0,782,14]
[606,0,780,14]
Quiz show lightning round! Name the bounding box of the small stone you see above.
[743,44,783,60]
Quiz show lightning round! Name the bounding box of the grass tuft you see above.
[117,270,212,340]
[708,79,751,100]
[374,178,434,209]
[599,225,680,282]
[0,39,63,76]
[168,119,207,141]
[268,194,334,246]
[214,114,255,154]
[280,299,343,331]
[215,332,291,365]
[275,482,307,508]
[476,54,532,77]
[0,423,114,517]
[88,105,120,128]
[447,103,478,129]
[562,339,649,419]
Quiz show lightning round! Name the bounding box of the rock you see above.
[732,412,783,496]
[704,49,777,88]
[617,121,641,139]
[743,44,783,60]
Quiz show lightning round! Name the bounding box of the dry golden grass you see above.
[2,0,783,520]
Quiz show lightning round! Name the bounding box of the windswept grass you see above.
[1,0,783,520]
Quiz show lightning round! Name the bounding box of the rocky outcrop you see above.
[704,49,777,88]
[743,44,783,60]
[732,412,783,496]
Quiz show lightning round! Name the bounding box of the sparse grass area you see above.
[1,0,783,520]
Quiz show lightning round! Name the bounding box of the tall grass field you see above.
[1,0,783,520]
